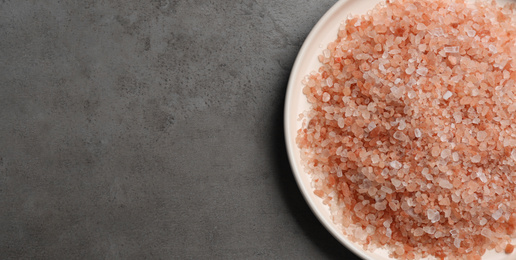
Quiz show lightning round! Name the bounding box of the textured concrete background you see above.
[0,0,360,259]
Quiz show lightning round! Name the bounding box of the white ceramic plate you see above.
[284,0,516,259]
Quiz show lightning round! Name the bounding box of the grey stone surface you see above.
[0,0,359,259]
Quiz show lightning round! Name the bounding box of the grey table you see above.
[0,1,360,259]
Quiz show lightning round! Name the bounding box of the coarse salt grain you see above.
[390,160,402,169]
[443,91,452,100]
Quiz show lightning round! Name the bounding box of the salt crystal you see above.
[443,91,453,100]
[390,160,402,169]
[416,23,427,30]
[368,122,376,131]
[454,238,462,248]
[438,178,453,189]
[471,155,481,163]
[383,219,392,227]
[371,154,380,164]
[444,46,459,53]
[453,112,462,123]
[416,67,428,76]
[511,149,516,161]
[392,178,402,187]
[414,228,424,236]
[322,92,331,102]
[488,44,498,53]
[323,49,331,58]
[386,228,392,238]
[390,86,403,98]
[381,168,389,176]
[375,201,387,210]
[476,131,487,142]
[405,66,415,75]
[480,218,487,225]
[398,120,406,130]
[427,209,440,223]
[452,152,459,162]
[492,209,503,220]
[476,171,487,183]
[393,131,406,141]
[452,193,461,203]
[381,186,393,194]
[440,149,451,159]
[423,226,436,234]
[481,227,492,238]
[414,128,422,138]
[366,225,375,234]
[338,118,345,128]
[466,29,476,37]
[354,227,368,241]
[407,90,416,99]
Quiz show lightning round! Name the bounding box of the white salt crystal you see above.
[323,49,331,58]
[452,152,459,162]
[386,228,392,238]
[375,201,387,210]
[398,120,406,130]
[481,227,492,237]
[416,67,428,76]
[393,131,406,141]
[390,160,402,169]
[391,178,402,187]
[366,225,375,234]
[427,209,439,222]
[466,30,476,37]
[480,218,487,225]
[423,226,436,234]
[368,122,376,131]
[338,117,345,128]
[414,128,422,138]
[381,186,393,194]
[438,178,453,189]
[471,155,481,163]
[383,219,392,227]
[371,154,380,164]
[476,171,487,183]
[381,168,389,176]
[407,90,417,99]
[443,91,453,100]
[390,86,403,98]
[451,193,461,203]
[440,149,451,159]
[414,228,424,236]
[444,46,459,53]
[322,92,331,102]
[454,238,462,248]
[488,44,497,53]
[492,209,503,220]
[511,149,516,161]
[416,23,427,30]
[354,227,368,241]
